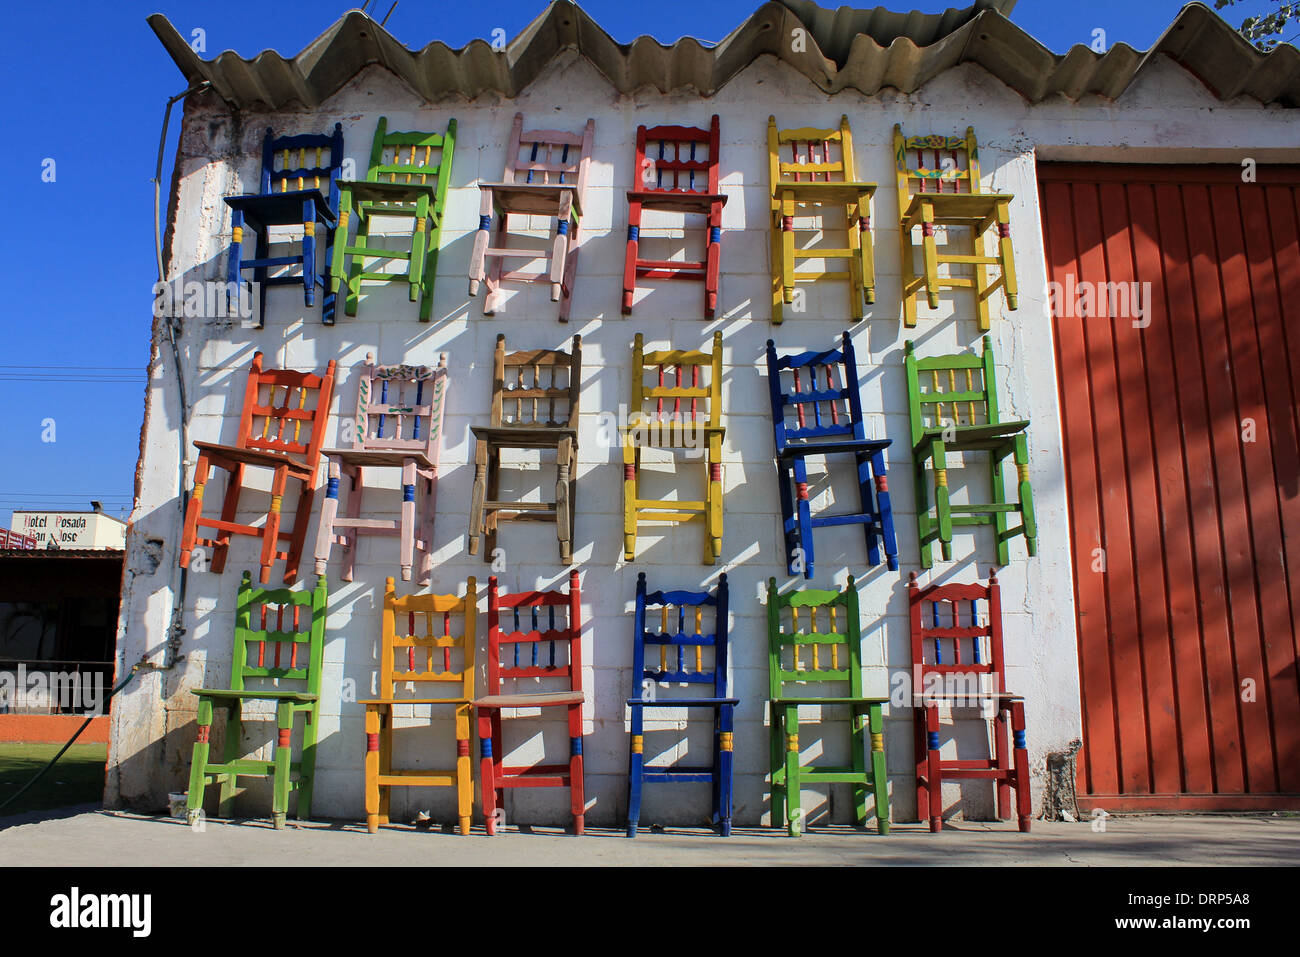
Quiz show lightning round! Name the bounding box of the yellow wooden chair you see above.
[623,331,725,565]
[893,124,1018,330]
[362,576,477,835]
[768,115,876,324]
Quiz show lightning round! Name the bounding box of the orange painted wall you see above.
[0,714,110,744]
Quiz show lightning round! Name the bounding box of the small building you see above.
[10,504,128,551]
[109,1,1300,822]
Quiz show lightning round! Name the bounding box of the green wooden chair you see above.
[766,576,889,837]
[185,572,327,829]
[331,117,456,321]
[905,335,1037,568]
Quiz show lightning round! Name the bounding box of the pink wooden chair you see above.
[468,113,595,321]
[314,353,448,585]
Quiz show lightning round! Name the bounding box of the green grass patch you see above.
[0,742,107,817]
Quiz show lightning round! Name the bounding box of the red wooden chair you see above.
[313,353,448,585]
[475,570,585,835]
[909,569,1030,832]
[179,352,336,585]
[623,116,726,318]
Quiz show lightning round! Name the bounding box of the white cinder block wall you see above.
[108,50,1299,828]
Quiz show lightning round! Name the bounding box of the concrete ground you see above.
[2,808,1298,865]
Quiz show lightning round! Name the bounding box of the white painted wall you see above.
[108,50,1299,828]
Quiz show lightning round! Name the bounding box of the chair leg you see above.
[556,437,573,565]
[779,192,796,305]
[408,195,430,305]
[314,458,341,577]
[926,705,943,832]
[996,198,1018,310]
[455,704,472,836]
[484,213,508,316]
[792,454,815,579]
[259,466,289,584]
[931,439,953,562]
[551,192,572,303]
[378,705,393,826]
[995,706,1012,821]
[718,704,734,836]
[920,202,940,309]
[330,187,352,305]
[254,225,270,329]
[469,439,488,557]
[868,448,899,571]
[868,702,890,835]
[1011,701,1031,832]
[855,451,881,568]
[468,188,492,297]
[568,704,585,836]
[301,197,317,308]
[622,443,638,562]
[851,704,868,827]
[418,466,437,586]
[559,238,579,322]
[857,194,875,305]
[900,222,919,328]
[364,706,381,833]
[320,212,337,325]
[1016,433,1038,558]
[283,481,314,587]
[341,463,362,582]
[783,704,801,837]
[419,208,441,324]
[914,702,930,827]
[622,201,641,314]
[346,206,367,318]
[478,709,499,835]
[770,208,785,324]
[768,703,785,830]
[626,706,644,838]
[705,200,722,318]
[846,200,865,322]
[706,435,723,565]
[185,697,213,826]
[400,459,417,581]
[776,460,799,575]
[272,700,293,829]
[914,450,934,570]
[296,703,318,822]
[178,452,212,571]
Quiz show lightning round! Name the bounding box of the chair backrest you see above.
[766,577,863,701]
[628,331,723,447]
[348,353,448,461]
[501,112,595,192]
[378,576,476,701]
[908,570,1004,690]
[234,352,336,469]
[229,571,327,696]
[892,123,983,213]
[489,333,581,429]
[766,331,868,452]
[485,570,583,696]
[905,335,1001,446]
[632,116,720,196]
[634,572,730,700]
[363,116,457,207]
[259,124,345,211]
[767,114,859,188]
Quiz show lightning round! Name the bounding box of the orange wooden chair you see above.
[179,352,335,585]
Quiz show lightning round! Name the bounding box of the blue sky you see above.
[0,0,1284,528]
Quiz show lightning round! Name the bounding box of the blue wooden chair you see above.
[765,332,898,579]
[225,125,344,327]
[626,572,738,837]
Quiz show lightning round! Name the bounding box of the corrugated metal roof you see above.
[147,0,1299,111]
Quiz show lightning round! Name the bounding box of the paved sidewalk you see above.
[2,808,1298,865]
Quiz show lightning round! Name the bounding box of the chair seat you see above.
[360,697,472,706]
[192,441,313,476]
[916,420,1030,450]
[902,192,1013,225]
[481,182,582,217]
[626,697,739,707]
[323,447,436,469]
[192,688,319,702]
[475,691,585,708]
[770,696,887,705]
[225,189,336,229]
[627,190,728,214]
[774,181,876,204]
[472,425,577,448]
[778,437,891,457]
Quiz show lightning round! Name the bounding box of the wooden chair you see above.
[905,336,1036,568]
[363,576,477,835]
[469,113,595,321]
[468,334,581,565]
[185,571,326,829]
[224,125,344,326]
[909,570,1030,832]
[331,117,456,321]
[476,571,585,835]
[766,576,889,837]
[314,354,448,585]
[768,116,875,324]
[626,572,738,837]
[178,352,336,586]
[622,331,725,565]
[893,124,1018,330]
[766,332,897,579]
[623,116,727,318]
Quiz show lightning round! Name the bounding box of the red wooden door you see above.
[1039,163,1300,811]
